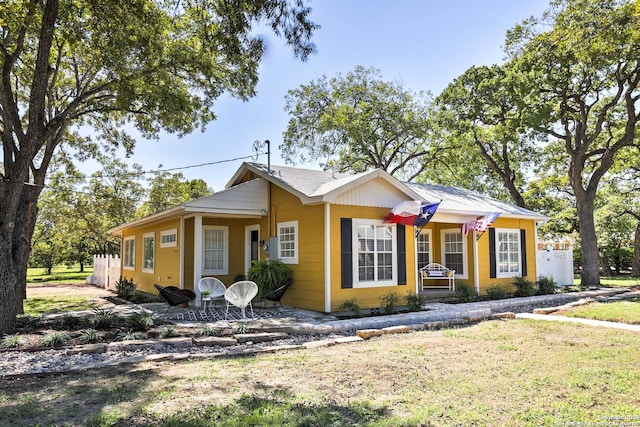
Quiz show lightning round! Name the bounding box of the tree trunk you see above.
[575,191,601,287]
[632,220,640,277]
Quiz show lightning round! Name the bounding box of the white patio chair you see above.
[225,280,258,319]
[197,277,226,309]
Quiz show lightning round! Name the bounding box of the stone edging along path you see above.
[2,287,637,379]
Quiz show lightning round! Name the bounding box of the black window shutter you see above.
[520,229,527,277]
[341,218,353,288]
[489,228,496,279]
[397,224,406,285]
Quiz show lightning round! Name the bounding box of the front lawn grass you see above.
[2,319,639,426]
[22,296,98,316]
[573,275,640,287]
[562,299,640,325]
[27,265,92,284]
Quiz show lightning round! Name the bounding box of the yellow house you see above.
[108,162,547,312]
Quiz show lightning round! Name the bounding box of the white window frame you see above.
[160,228,178,248]
[495,228,521,278]
[202,225,229,275]
[277,220,298,264]
[142,232,155,274]
[440,229,468,280]
[352,219,397,288]
[123,236,135,271]
[416,229,432,271]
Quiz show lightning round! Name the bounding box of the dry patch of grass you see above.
[561,299,640,324]
[1,319,639,426]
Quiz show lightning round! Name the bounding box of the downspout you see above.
[324,202,331,313]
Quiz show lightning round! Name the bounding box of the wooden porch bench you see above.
[419,263,455,291]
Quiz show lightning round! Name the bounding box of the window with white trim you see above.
[142,232,155,273]
[496,229,521,277]
[160,228,177,248]
[277,221,298,264]
[123,236,135,270]
[353,219,397,288]
[416,230,431,271]
[203,226,228,274]
[441,229,467,278]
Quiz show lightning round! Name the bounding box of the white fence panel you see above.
[536,247,574,286]
[92,254,121,290]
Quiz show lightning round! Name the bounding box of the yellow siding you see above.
[329,205,417,312]
[120,218,182,295]
[268,184,326,311]
[476,217,538,294]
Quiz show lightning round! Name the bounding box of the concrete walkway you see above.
[138,287,638,334]
[516,313,640,331]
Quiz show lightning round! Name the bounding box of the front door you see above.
[245,225,260,274]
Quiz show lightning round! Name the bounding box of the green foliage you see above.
[455,282,478,302]
[160,326,179,338]
[90,308,116,330]
[537,276,557,295]
[283,66,433,179]
[116,277,137,300]
[338,299,362,317]
[78,329,102,344]
[486,285,509,300]
[404,291,426,312]
[233,323,252,334]
[512,277,536,297]
[1,0,318,336]
[246,260,293,296]
[60,315,82,330]
[1,334,24,349]
[118,331,142,341]
[137,171,212,216]
[23,295,96,316]
[42,331,69,347]
[233,274,246,283]
[128,290,162,304]
[128,311,155,332]
[197,326,223,337]
[380,292,399,314]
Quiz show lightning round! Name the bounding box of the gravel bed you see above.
[0,333,351,377]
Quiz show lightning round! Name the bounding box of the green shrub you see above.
[78,329,101,344]
[232,274,246,283]
[404,291,426,312]
[338,299,362,317]
[1,334,24,349]
[60,314,82,330]
[115,277,137,300]
[90,308,116,330]
[512,276,537,297]
[118,330,141,341]
[128,311,155,331]
[246,260,293,296]
[129,290,162,304]
[160,326,179,338]
[537,275,557,295]
[455,282,477,302]
[380,292,399,314]
[42,331,69,347]
[486,285,508,300]
[197,326,223,337]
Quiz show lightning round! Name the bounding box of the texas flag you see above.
[384,201,441,226]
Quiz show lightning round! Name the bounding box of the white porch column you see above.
[193,214,203,306]
[179,216,185,289]
[324,203,332,313]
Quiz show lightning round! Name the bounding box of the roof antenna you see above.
[252,139,271,173]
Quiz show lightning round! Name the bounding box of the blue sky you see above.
[113,0,550,192]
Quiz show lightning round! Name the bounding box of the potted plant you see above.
[246,259,293,297]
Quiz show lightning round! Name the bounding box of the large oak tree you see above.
[506,0,640,287]
[0,0,317,335]
[281,66,433,180]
